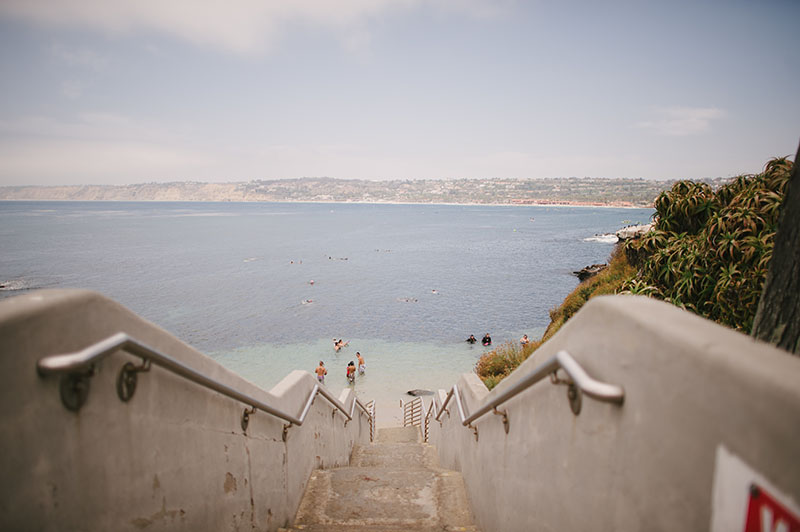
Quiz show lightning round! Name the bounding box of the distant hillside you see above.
[0,177,711,207]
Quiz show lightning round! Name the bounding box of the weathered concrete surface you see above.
[283,427,478,531]
[429,295,800,532]
[375,400,403,428]
[0,289,372,532]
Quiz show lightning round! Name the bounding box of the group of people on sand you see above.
[315,343,366,386]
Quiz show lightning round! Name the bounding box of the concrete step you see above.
[286,426,478,531]
[291,467,476,531]
[280,525,478,531]
[350,442,440,469]
[279,525,479,531]
[375,426,421,443]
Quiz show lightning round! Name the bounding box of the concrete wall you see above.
[0,290,371,532]
[428,295,800,532]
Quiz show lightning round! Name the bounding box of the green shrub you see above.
[622,157,792,332]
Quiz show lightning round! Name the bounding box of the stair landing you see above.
[280,427,478,531]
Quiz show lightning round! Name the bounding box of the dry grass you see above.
[475,339,541,390]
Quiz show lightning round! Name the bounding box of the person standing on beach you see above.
[315,361,327,384]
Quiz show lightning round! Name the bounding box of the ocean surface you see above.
[0,200,653,412]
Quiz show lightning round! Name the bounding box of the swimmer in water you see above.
[346,361,356,384]
[334,338,348,352]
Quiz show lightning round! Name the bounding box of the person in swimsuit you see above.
[315,361,327,384]
[356,352,366,374]
[334,338,349,352]
[346,361,356,384]
[482,333,492,346]
[520,334,529,346]
[466,334,477,344]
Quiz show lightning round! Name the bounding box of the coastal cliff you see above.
[0,177,675,206]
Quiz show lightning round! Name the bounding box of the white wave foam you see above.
[0,279,32,291]
[583,233,619,244]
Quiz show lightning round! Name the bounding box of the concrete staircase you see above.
[280,426,479,532]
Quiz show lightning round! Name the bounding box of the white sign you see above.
[710,445,800,532]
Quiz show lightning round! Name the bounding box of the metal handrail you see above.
[423,400,434,442]
[364,400,376,442]
[435,350,624,430]
[402,396,423,427]
[38,332,373,431]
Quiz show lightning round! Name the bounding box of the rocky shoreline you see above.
[573,223,653,281]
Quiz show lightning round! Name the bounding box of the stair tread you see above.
[280,525,479,531]
[375,426,421,443]
[289,426,478,531]
[294,467,475,529]
[350,442,440,469]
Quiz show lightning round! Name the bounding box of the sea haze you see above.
[0,201,653,406]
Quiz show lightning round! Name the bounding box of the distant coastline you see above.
[0,177,694,207]
[0,197,649,209]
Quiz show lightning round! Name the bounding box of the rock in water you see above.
[616,223,653,241]
[573,263,607,281]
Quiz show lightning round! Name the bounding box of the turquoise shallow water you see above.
[0,200,652,404]
[209,334,542,411]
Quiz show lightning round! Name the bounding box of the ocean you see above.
[0,200,653,417]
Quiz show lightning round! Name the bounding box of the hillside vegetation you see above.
[476,157,794,389]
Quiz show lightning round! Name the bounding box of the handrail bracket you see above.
[549,369,582,415]
[282,423,291,442]
[241,406,257,432]
[59,366,95,412]
[549,369,571,386]
[116,359,151,403]
[567,384,582,415]
[492,407,509,434]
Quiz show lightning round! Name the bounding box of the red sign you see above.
[744,483,800,532]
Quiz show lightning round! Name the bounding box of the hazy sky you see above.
[0,0,798,185]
